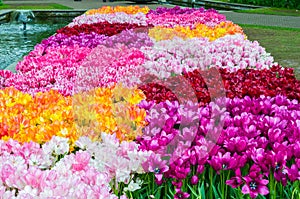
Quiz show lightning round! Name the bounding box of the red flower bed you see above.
[139,65,300,104]
[57,22,152,36]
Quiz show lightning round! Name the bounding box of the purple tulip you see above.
[224,136,248,153]
[174,188,190,199]
[226,168,243,188]
[287,164,300,182]
[142,153,169,185]
[241,164,269,198]
[292,142,300,158]
[208,152,238,173]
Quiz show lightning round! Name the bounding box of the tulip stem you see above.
[182,178,187,192]
[146,174,150,196]
[221,171,225,199]
[269,172,277,199]
[237,187,244,199]
[224,171,230,199]
[220,170,229,199]
[274,181,277,199]
[279,183,283,198]
[130,191,133,198]
[192,184,196,199]
[152,174,155,194]
[291,181,299,199]
[269,173,273,199]
[209,167,213,199]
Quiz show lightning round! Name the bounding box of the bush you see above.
[229,0,300,9]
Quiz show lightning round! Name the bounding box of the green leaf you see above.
[199,182,206,199]
[171,72,177,77]
[187,184,198,196]
[212,184,221,199]
[167,194,174,199]
[154,186,163,198]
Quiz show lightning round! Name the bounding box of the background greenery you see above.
[229,0,300,9]
[0,3,72,10]
[236,7,300,16]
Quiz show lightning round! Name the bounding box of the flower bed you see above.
[0,5,299,199]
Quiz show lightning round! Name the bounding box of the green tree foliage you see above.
[229,0,300,9]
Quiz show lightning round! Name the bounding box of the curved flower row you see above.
[0,86,146,145]
[6,45,91,96]
[139,65,300,104]
[0,134,150,198]
[68,12,148,27]
[149,21,244,41]
[141,34,272,77]
[86,5,150,15]
[146,10,226,28]
[57,21,151,37]
[146,6,218,15]
[40,30,153,49]
[83,6,225,29]
[1,33,275,96]
[137,95,300,195]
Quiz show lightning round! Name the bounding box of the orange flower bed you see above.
[149,21,245,41]
[86,5,150,15]
[0,85,147,147]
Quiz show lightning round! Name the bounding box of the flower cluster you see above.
[0,87,76,144]
[5,45,91,96]
[221,65,300,100]
[138,95,300,197]
[0,70,13,88]
[40,30,153,49]
[40,32,108,48]
[147,6,212,15]
[75,134,150,183]
[0,85,146,145]
[73,85,147,141]
[139,65,300,104]
[147,10,226,28]
[57,21,151,37]
[141,34,273,79]
[147,6,218,15]
[77,44,146,88]
[85,5,150,15]
[1,33,275,99]
[1,36,153,96]
[69,12,148,27]
[0,134,150,198]
[149,21,244,41]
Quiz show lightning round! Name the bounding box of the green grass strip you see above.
[238,24,300,32]
[235,7,300,17]
[0,3,73,10]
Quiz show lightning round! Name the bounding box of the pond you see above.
[0,16,74,70]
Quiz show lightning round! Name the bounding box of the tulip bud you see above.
[191,175,199,185]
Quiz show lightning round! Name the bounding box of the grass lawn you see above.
[240,24,300,79]
[0,3,73,10]
[213,0,300,16]
[236,7,300,17]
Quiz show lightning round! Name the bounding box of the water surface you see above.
[0,17,73,70]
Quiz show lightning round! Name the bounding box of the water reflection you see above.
[0,17,73,70]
